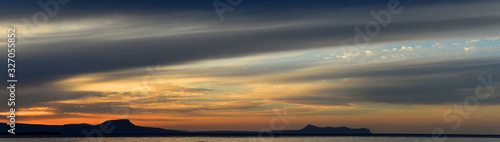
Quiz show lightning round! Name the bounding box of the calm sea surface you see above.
[0,137,498,142]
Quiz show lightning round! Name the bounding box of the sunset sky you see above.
[1,0,500,134]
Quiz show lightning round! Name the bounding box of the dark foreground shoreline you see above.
[1,133,500,138]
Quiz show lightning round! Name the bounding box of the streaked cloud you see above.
[1,0,499,134]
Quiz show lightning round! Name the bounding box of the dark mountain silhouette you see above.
[0,119,370,136]
[274,124,371,134]
[0,119,183,135]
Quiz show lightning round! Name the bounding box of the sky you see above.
[1,0,500,134]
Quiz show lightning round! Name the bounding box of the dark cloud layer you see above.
[0,0,499,109]
[2,0,498,85]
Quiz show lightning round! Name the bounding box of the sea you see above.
[0,137,498,142]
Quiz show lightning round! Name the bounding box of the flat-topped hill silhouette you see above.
[274,124,371,134]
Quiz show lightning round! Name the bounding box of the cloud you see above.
[1,0,499,89]
[1,1,500,127]
[399,46,413,51]
[464,46,475,52]
[264,57,500,105]
[364,50,375,55]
